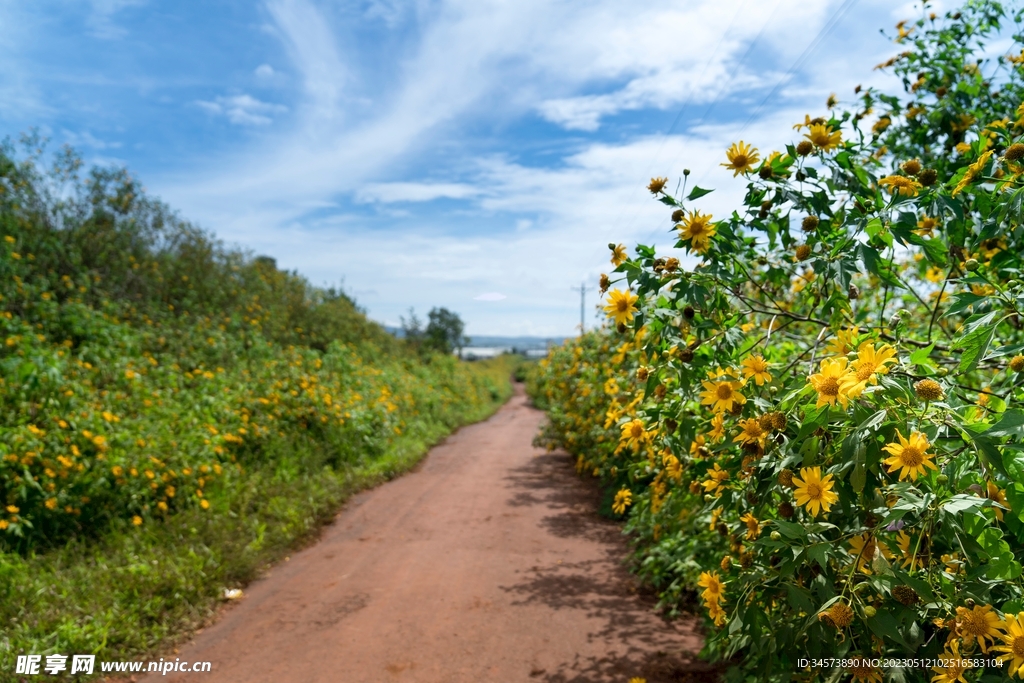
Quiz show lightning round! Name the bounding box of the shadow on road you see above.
[500,450,722,683]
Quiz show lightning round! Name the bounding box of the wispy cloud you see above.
[86,0,147,39]
[356,182,480,203]
[195,94,289,126]
[0,0,923,335]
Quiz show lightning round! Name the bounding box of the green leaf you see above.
[908,343,935,368]
[686,186,714,201]
[805,543,829,569]
[866,611,907,648]
[941,494,986,515]
[985,410,1024,438]
[774,519,808,540]
[952,311,999,374]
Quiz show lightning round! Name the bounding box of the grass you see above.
[1,356,516,681]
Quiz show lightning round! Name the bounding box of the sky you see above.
[0,0,944,337]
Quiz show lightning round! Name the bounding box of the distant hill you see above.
[385,327,568,350]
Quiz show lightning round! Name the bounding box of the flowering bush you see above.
[0,138,510,550]
[530,3,1024,681]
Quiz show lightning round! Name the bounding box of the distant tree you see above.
[425,307,469,357]
[400,307,423,347]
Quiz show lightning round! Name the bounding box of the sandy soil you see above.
[135,383,713,683]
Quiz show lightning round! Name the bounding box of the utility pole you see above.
[571,281,591,336]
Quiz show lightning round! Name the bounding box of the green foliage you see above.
[0,134,515,676]
[529,3,1024,681]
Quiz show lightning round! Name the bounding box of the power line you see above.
[689,0,861,190]
[607,0,752,238]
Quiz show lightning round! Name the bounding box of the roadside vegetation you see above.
[0,136,515,677]
[530,2,1024,681]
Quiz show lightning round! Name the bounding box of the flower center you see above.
[630,424,644,439]
[900,447,923,467]
[732,154,748,167]
[616,299,630,312]
[819,377,840,397]
[690,222,706,236]
[1013,636,1024,657]
[716,384,733,400]
[961,612,988,636]
[855,365,875,382]
[806,482,822,499]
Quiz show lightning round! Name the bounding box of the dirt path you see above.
[140,383,711,683]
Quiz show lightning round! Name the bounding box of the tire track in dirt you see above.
[136,383,713,683]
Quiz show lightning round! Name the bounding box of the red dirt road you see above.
[141,384,710,683]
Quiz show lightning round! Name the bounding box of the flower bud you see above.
[1005,143,1024,162]
[863,605,877,618]
[964,258,979,271]
[770,531,782,541]
[848,284,860,300]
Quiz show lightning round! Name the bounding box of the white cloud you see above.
[87,0,147,39]
[263,0,345,120]
[151,0,911,335]
[255,64,275,79]
[356,182,480,203]
[62,130,121,150]
[195,94,288,126]
[474,292,507,301]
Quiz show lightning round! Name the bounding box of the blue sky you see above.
[0,0,945,336]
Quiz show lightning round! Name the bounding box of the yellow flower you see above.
[952,149,994,196]
[740,355,772,386]
[986,481,1010,521]
[612,488,632,515]
[925,265,945,283]
[956,604,1002,653]
[848,533,892,573]
[620,419,650,451]
[677,210,716,253]
[647,177,668,194]
[132,515,143,526]
[708,413,725,442]
[916,215,938,236]
[611,243,627,266]
[699,375,746,413]
[852,341,896,384]
[5,505,18,514]
[603,289,639,327]
[825,326,859,354]
[702,463,729,496]
[733,418,768,447]
[740,512,761,540]
[689,433,707,458]
[994,612,1024,678]
[882,429,938,481]
[697,570,724,602]
[808,357,865,410]
[707,600,727,627]
[792,466,839,516]
[805,123,842,151]
[931,640,971,683]
[721,141,760,176]
[891,530,917,570]
[879,175,921,196]
[847,657,883,683]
